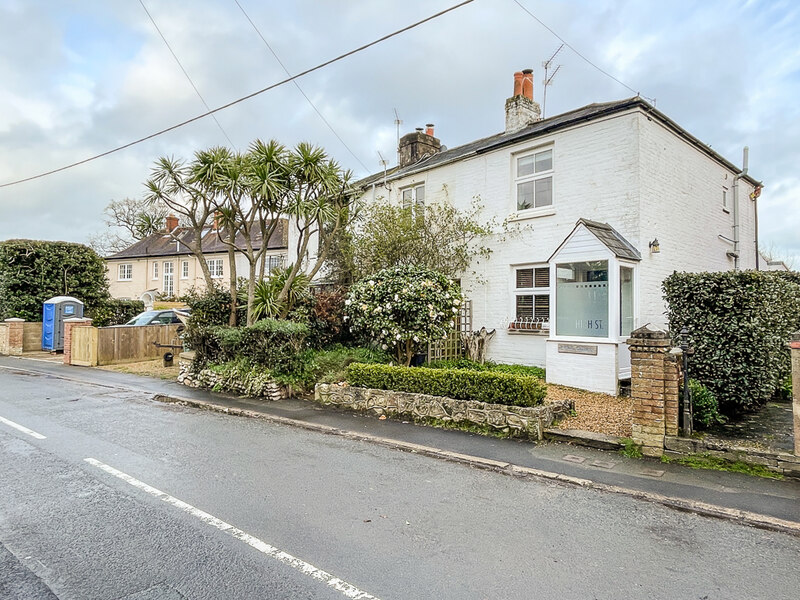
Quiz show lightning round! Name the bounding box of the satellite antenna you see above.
[393,108,403,163]
[542,44,564,119]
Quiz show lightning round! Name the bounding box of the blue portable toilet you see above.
[42,296,84,351]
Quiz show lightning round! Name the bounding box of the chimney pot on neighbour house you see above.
[165,214,179,232]
[505,68,541,133]
[425,123,435,136]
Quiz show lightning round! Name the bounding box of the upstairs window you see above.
[515,148,553,211]
[510,265,550,331]
[401,184,425,212]
[118,264,132,281]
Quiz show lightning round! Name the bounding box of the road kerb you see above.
[152,393,800,538]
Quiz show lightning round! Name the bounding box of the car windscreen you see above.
[126,311,161,325]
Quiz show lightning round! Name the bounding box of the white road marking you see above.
[84,458,379,600]
[0,415,46,439]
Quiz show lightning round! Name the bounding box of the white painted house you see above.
[356,70,762,395]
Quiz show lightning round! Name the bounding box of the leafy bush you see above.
[688,379,726,429]
[426,358,546,379]
[184,318,308,379]
[345,266,462,366]
[0,239,110,321]
[346,363,547,407]
[181,285,231,327]
[244,266,310,320]
[663,271,800,416]
[87,299,145,327]
[289,288,352,349]
[310,345,390,385]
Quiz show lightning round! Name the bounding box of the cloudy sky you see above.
[0,0,797,265]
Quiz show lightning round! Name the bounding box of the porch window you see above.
[181,260,189,279]
[556,260,608,337]
[515,148,553,211]
[620,266,634,336]
[510,266,550,331]
[152,262,159,280]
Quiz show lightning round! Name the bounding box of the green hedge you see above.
[87,299,145,327]
[345,363,547,407]
[0,239,110,321]
[663,271,800,416]
[183,318,308,377]
[426,358,546,379]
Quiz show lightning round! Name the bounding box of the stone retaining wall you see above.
[315,383,573,439]
[665,436,800,478]
[177,360,284,401]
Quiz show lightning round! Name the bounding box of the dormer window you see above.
[515,148,553,211]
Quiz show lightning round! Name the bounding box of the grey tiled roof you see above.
[357,97,761,188]
[577,219,642,261]
[107,219,287,260]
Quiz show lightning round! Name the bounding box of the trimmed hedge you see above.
[345,363,547,407]
[663,271,800,416]
[427,358,546,379]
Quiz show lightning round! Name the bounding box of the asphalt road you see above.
[1,364,798,600]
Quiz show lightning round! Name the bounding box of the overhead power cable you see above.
[139,0,236,148]
[512,0,655,103]
[0,0,474,189]
[233,0,369,172]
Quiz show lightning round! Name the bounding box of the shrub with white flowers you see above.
[345,265,462,366]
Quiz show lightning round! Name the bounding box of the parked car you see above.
[125,309,186,326]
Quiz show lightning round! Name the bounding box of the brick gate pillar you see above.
[790,331,800,456]
[627,324,681,457]
[4,318,25,356]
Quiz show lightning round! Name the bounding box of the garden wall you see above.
[177,355,285,401]
[315,383,573,439]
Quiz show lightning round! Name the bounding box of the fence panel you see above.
[22,323,43,352]
[71,327,98,366]
[95,324,181,365]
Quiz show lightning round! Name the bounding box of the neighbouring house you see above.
[105,215,289,305]
[355,69,762,395]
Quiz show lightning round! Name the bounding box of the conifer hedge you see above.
[662,270,800,416]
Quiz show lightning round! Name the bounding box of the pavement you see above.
[2,354,799,536]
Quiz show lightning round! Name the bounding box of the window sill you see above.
[507,207,556,222]
[507,329,549,336]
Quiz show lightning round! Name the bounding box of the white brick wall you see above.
[358,105,758,392]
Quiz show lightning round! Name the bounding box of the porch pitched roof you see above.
[548,219,641,263]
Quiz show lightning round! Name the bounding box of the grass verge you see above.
[661,452,784,480]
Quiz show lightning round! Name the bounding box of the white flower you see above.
[385,303,392,310]
[413,335,419,342]
[452,307,458,313]
[381,344,388,350]
[344,299,351,306]
[395,333,401,340]
[394,294,399,301]
[382,329,387,335]
[368,280,375,286]
[343,315,349,321]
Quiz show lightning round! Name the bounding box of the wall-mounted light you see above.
[649,238,660,254]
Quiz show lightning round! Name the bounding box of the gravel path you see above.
[548,385,633,437]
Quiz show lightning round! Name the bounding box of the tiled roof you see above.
[106,219,287,260]
[357,97,761,188]
[578,219,642,261]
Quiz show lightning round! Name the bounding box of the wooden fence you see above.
[71,324,181,366]
[427,299,473,362]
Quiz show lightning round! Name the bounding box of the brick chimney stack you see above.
[398,124,442,168]
[165,214,179,232]
[505,68,541,133]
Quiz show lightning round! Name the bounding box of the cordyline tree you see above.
[144,140,354,326]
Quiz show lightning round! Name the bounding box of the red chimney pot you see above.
[513,71,524,97]
[165,214,179,232]
[425,123,435,136]
[522,69,534,101]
